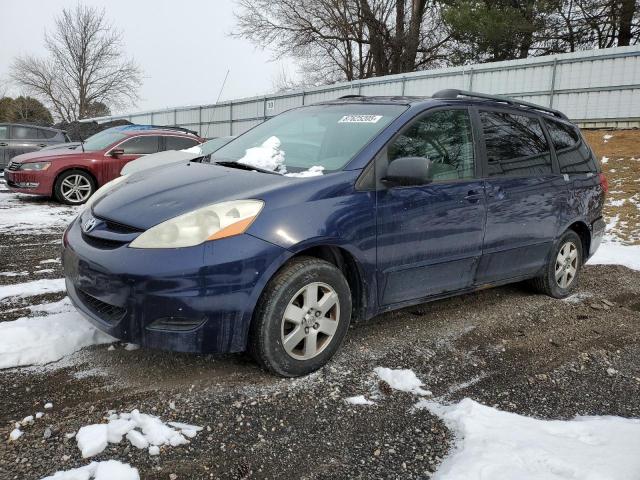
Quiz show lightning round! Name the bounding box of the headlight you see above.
[129,200,264,249]
[19,162,51,171]
[83,174,128,212]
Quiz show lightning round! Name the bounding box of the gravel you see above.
[1,211,640,479]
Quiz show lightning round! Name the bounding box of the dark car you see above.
[0,123,70,170]
[62,90,607,377]
[5,125,203,204]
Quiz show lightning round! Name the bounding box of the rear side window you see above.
[480,111,552,176]
[11,126,40,140]
[37,129,58,139]
[119,136,161,154]
[164,136,199,151]
[0,126,7,140]
[545,118,599,173]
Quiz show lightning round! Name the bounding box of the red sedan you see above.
[4,125,203,204]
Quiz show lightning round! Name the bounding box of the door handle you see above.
[0,142,7,147]
[464,190,482,203]
[38,143,47,148]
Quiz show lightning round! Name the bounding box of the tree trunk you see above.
[617,0,636,46]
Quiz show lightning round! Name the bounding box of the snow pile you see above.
[345,395,376,405]
[589,241,640,271]
[40,460,139,480]
[603,134,613,143]
[0,298,114,369]
[286,165,325,178]
[238,136,286,173]
[374,367,432,395]
[417,398,640,480]
[76,409,202,458]
[0,278,66,301]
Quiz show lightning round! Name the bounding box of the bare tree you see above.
[11,4,142,122]
[234,0,450,84]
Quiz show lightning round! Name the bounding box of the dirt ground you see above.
[1,129,639,480]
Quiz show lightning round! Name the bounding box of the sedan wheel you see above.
[54,170,96,205]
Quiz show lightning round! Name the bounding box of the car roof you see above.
[106,124,200,137]
[320,90,569,121]
[0,123,66,132]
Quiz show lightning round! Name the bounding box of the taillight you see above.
[599,173,608,194]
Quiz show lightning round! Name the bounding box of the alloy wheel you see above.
[60,174,92,203]
[555,241,578,288]
[280,282,340,360]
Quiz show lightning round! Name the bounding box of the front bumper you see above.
[63,216,288,353]
[5,169,52,196]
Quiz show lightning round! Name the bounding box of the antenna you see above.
[204,69,230,139]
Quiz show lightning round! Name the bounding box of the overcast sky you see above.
[0,0,295,114]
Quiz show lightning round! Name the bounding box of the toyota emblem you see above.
[83,217,97,233]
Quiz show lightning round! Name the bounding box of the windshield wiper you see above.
[213,160,283,176]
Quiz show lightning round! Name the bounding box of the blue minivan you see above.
[62,90,607,376]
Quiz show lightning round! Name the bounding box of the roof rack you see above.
[119,124,199,136]
[432,89,568,120]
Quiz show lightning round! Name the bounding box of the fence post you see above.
[549,57,559,108]
[301,90,306,106]
[468,68,474,91]
[401,76,406,95]
[229,101,233,136]
[173,109,177,126]
[198,106,202,135]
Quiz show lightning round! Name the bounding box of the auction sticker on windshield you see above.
[338,115,383,123]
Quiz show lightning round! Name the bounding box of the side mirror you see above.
[382,156,432,187]
[110,148,125,158]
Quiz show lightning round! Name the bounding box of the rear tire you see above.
[531,230,583,299]
[54,169,96,205]
[249,256,352,377]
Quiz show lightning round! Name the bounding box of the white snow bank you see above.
[77,409,202,458]
[285,165,325,178]
[238,136,286,173]
[0,298,114,369]
[345,395,376,405]
[588,241,640,271]
[0,278,66,301]
[418,398,640,480]
[40,460,139,480]
[374,367,431,395]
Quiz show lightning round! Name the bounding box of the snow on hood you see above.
[286,166,325,178]
[238,136,286,173]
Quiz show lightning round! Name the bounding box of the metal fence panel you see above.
[86,45,640,132]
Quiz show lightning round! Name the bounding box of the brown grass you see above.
[582,129,640,245]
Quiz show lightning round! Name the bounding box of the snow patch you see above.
[238,136,286,173]
[76,409,202,458]
[374,367,431,395]
[417,398,640,480]
[0,278,66,301]
[601,156,609,164]
[40,460,139,480]
[588,241,640,271]
[0,298,114,369]
[345,395,376,405]
[285,165,325,178]
[603,134,613,143]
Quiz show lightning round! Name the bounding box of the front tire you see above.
[54,169,96,205]
[531,230,583,298]
[249,256,352,377]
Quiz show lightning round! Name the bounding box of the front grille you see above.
[77,288,126,324]
[7,161,19,171]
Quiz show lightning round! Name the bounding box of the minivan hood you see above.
[120,150,199,176]
[93,162,294,230]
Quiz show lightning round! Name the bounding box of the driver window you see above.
[388,109,475,181]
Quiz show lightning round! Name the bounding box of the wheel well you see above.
[291,245,366,321]
[568,221,591,261]
[52,168,98,196]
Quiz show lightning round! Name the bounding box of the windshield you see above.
[199,136,234,155]
[212,104,406,175]
[82,130,126,151]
